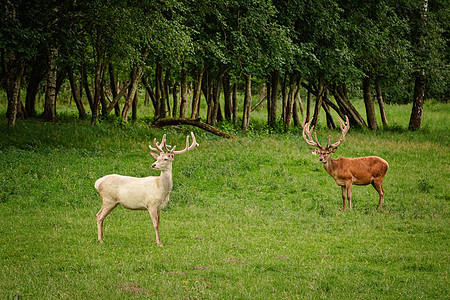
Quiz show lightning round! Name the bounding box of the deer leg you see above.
[341,186,347,211]
[346,183,353,210]
[148,208,162,246]
[372,179,385,208]
[96,202,117,243]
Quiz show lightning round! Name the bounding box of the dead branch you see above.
[152,117,237,139]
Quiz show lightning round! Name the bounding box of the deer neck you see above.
[322,157,337,176]
[158,169,173,192]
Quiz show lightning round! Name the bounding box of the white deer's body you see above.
[95,173,172,211]
[301,116,388,211]
[95,132,198,246]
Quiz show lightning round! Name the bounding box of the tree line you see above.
[1,0,448,130]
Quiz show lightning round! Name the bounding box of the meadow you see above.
[0,97,449,299]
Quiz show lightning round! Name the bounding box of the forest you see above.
[1,0,448,131]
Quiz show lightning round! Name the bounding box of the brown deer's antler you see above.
[327,116,350,149]
[301,116,350,149]
[301,117,324,148]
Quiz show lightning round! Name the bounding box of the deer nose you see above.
[152,163,157,169]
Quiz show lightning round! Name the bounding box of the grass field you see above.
[0,98,449,299]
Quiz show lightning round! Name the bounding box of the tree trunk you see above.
[241,74,252,131]
[132,91,138,122]
[281,73,288,124]
[172,80,178,118]
[375,81,388,127]
[164,68,171,116]
[155,63,165,118]
[212,70,225,125]
[232,82,238,124]
[91,63,107,125]
[179,68,188,118]
[105,80,130,114]
[267,70,280,127]
[191,65,204,119]
[42,48,58,122]
[409,71,425,130]
[108,63,120,116]
[322,89,336,129]
[409,0,429,130]
[83,71,94,113]
[312,76,325,128]
[122,67,143,123]
[25,58,46,118]
[306,88,311,121]
[295,84,303,121]
[363,76,378,130]
[67,66,87,119]
[223,73,232,121]
[5,54,25,127]
[330,83,366,127]
[142,77,157,109]
[204,73,213,124]
[285,72,300,128]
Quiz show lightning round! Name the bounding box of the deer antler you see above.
[149,134,167,153]
[327,115,350,149]
[172,132,199,155]
[301,117,324,148]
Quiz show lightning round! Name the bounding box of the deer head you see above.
[149,132,199,171]
[300,116,350,163]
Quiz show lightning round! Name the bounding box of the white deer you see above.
[95,132,199,246]
[301,116,389,211]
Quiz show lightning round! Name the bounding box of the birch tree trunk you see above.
[42,48,58,122]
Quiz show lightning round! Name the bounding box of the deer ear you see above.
[329,148,337,153]
[150,152,159,160]
[311,148,319,155]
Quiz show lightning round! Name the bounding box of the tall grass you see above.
[0,97,448,299]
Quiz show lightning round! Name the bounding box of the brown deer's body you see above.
[321,156,389,210]
[301,116,389,210]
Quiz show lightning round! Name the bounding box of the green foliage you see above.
[0,103,448,298]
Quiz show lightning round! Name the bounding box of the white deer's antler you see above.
[172,132,199,155]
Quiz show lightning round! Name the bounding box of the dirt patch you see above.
[117,282,151,296]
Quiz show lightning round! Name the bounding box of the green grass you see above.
[0,99,449,299]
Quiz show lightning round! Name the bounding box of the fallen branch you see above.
[152,117,237,139]
[251,96,266,112]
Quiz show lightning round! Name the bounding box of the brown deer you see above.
[301,116,389,211]
[95,132,199,246]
